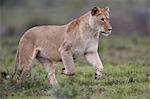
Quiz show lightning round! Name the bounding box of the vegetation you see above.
[0,35,150,99]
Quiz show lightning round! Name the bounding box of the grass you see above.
[0,35,150,99]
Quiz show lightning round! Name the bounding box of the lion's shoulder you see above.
[67,19,80,33]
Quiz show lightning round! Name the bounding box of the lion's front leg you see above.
[60,51,75,76]
[59,42,75,76]
[85,51,103,80]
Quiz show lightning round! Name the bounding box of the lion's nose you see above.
[108,28,112,31]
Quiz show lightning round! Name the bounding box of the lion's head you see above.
[89,6,112,36]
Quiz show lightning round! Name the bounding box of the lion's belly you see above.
[36,45,61,62]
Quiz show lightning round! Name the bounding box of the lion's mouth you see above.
[101,32,107,34]
[100,32,110,36]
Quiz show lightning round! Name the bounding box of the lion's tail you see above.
[13,46,20,77]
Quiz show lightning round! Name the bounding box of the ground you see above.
[0,35,150,99]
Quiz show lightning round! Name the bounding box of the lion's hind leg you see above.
[18,46,40,77]
[37,57,57,85]
[21,49,39,75]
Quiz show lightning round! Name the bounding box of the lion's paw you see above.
[61,68,75,76]
[95,72,102,80]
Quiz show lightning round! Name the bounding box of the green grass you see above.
[0,35,150,99]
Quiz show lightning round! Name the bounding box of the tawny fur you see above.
[15,6,112,84]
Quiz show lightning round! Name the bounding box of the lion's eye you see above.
[101,18,104,21]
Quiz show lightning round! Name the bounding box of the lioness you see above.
[15,6,112,84]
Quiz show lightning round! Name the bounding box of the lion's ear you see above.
[104,6,110,12]
[91,7,99,16]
